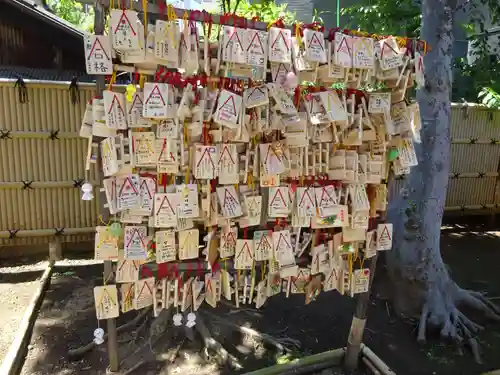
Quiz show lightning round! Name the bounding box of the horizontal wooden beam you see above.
[0,227,95,239]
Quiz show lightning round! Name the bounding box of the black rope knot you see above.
[470,138,478,144]
[49,130,59,140]
[452,172,460,179]
[72,179,84,188]
[22,180,34,190]
[0,130,11,139]
[490,138,498,145]
[54,228,65,236]
[14,77,28,103]
[8,229,19,239]
[69,77,80,105]
[478,172,485,178]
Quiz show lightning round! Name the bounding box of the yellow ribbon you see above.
[107,69,117,91]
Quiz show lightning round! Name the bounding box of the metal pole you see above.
[93,1,119,371]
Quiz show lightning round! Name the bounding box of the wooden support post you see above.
[93,1,119,372]
[48,237,62,261]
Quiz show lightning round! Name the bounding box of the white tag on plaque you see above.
[84,35,113,75]
[245,29,268,67]
[377,223,393,250]
[116,174,140,211]
[176,184,200,219]
[254,230,273,262]
[143,83,169,119]
[154,193,180,228]
[296,187,316,218]
[124,226,148,259]
[194,145,217,179]
[334,33,352,68]
[214,90,242,128]
[304,29,327,63]
[235,239,254,270]
[217,186,243,218]
[94,285,119,319]
[220,225,237,258]
[110,9,141,51]
[268,27,292,63]
[272,230,294,266]
[217,144,239,185]
[103,90,127,129]
[179,229,199,260]
[268,186,291,218]
[222,26,246,64]
[155,230,176,263]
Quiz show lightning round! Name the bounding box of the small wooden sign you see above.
[134,277,155,309]
[377,223,393,250]
[94,285,119,319]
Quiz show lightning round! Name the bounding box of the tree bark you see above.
[386,0,499,355]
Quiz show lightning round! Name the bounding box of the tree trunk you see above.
[386,0,500,358]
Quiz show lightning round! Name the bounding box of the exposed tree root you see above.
[200,309,293,353]
[416,282,500,363]
[195,315,243,370]
[68,308,151,360]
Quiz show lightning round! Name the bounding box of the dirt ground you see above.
[1,217,500,375]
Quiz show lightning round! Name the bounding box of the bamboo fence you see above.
[0,80,499,248]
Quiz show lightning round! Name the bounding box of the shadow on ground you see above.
[17,218,500,375]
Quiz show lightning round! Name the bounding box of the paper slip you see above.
[154,193,180,228]
[178,229,199,260]
[311,205,349,229]
[214,90,242,129]
[365,230,377,258]
[154,20,180,65]
[234,239,255,270]
[352,36,375,69]
[143,83,169,119]
[334,32,353,68]
[155,230,176,263]
[124,226,148,259]
[84,34,113,75]
[176,184,200,219]
[116,260,140,283]
[253,230,273,262]
[368,92,391,114]
[311,244,330,275]
[220,225,237,258]
[110,9,141,51]
[245,29,268,67]
[323,267,340,292]
[377,37,403,70]
[240,195,262,227]
[304,29,327,63]
[272,230,295,267]
[397,140,418,168]
[260,143,289,175]
[268,27,291,63]
[351,269,370,294]
[94,285,119,319]
[244,85,269,108]
[217,144,239,184]
[131,177,155,216]
[116,174,140,211]
[101,137,119,177]
[132,132,156,166]
[127,92,148,128]
[217,185,243,218]
[296,187,316,218]
[103,90,127,129]
[318,91,348,122]
[156,138,179,174]
[120,283,135,313]
[156,118,179,139]
[194,145,217,179]
[315,185,341,217]
[134,277,155,309]
[377,223,393,250]
[94,226,119,261]
[255,279,268,308]
[268,186,291,218]
[222,26,246,64]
